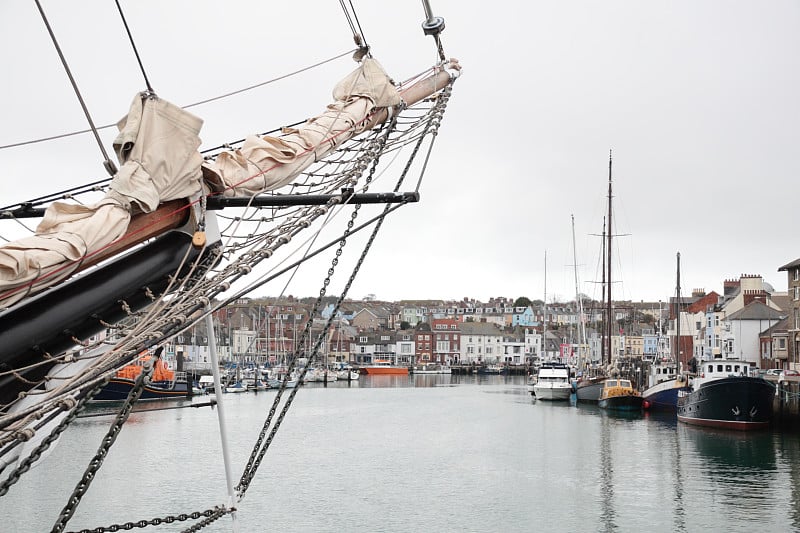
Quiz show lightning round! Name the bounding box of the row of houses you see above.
[161,264,800,373]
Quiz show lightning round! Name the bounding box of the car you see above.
[765,368,782,376]
[783,369,800,376]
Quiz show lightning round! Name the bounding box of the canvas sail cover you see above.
[202,58,401,196]
[0,94,203,308]
[0,58,400,308]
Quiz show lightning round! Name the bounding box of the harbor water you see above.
[2,374,800,532]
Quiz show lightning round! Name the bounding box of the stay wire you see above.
[0,49,356,151]
[114,0,153,94]
[32,0,117,177]
[338,0,368,51]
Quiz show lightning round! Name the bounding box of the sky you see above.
[1,1,799,306]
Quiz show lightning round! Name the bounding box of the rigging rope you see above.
[0,51,356,152]
[0,69,457,532]
[114,0,154,94]
[32,0,117,176]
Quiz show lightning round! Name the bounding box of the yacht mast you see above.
[572,214,586,365]
[543,250,548,362]
[606,151,613,368]
[675,252,681,364]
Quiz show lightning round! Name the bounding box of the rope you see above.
[0,51,356,152]
[32,0,117,176]
[114,0,154,94]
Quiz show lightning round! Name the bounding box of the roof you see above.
[778,258,800,271]
[726,300,786,321]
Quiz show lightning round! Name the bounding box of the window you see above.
[779,338,786,349]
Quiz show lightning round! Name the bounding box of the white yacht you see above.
[532,362,572,400]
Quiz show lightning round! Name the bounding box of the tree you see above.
[400,321,411,330]
[513,296,532,308]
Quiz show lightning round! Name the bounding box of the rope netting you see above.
[0,74,455,531]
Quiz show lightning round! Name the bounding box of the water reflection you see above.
[598,413,617,531]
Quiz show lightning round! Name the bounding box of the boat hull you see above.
[533,383,572,401]
[599,395,644,412]
[642,379,692,411]
[575,377,605,402]
[92,378,190,402]
[677,377,774,431]
[359,366,408,375]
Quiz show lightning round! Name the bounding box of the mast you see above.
[600,217,607,366]
[606,151,613,367]
[571,214,586,366]
[675,252,681,364]
[543,250,548,362]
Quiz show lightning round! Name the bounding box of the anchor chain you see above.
[236,117,398,496]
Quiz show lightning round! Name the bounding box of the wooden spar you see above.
[364,61,458,130]
[78,199,189,271]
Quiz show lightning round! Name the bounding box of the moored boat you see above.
[677,359,774,430]
[359,360,408,375]
[92,356,190,402]
[575,375,607,403]
[532,362,572,400]
[413,363,452,374]
[642,360,691,411]
[598,378,643,412]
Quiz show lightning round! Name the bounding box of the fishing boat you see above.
[358,360,409,375]
[642,253,691,410]
[0,2,459,529]
[531,362,572,400]
[677,359,774,430]
[91,353,191,402]
[598,378,643,412]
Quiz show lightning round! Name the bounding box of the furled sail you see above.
[0,58,403,309]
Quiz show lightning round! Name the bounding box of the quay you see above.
[446,364,530,376]
[774,375,800,428]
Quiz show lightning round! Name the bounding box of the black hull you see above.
[0,230,202,406]
[599,395,644,412]
[677,377,773,431]
[91,378,190,402]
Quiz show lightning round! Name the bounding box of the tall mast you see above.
[572,214,586,364]
[675,252,681,364]
[543,250,547,362]
[606,150,613,366]
[601,217,607,365]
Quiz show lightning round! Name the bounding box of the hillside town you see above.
[164,267,800,377]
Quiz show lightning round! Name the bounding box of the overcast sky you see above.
[1,1,798,306]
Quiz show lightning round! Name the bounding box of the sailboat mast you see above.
[675,252,681,364]
[543,250,547,362]
[606,151,613,367]
[571,214,586,364]
[601,217,607,365]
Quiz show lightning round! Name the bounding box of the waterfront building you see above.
[460,321,505,364]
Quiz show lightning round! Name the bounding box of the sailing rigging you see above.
[0,2,460,530]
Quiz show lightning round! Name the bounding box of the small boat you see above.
[531,362,572,400]
[413,363,452,374]
[477,364,503,375]
[643,252,692,410]
[359,360,408,375]
[92,355,190,402]
[598,378,644,412]
[224,381,248,393]
[246,379,270,392]
[642,360,691,411]
[677,359,774,430]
